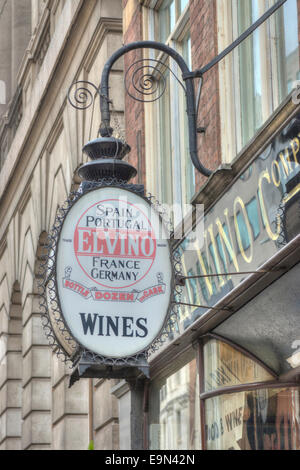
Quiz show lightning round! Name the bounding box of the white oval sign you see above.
[56,186,173,358]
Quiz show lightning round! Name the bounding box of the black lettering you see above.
[225,412,233,432]
[86,216,95,227]
[106,316,119,336]
[96,204,105,216]
[98,316,104,336]
[136,318,148,338]
[122,317,134,337]
[80,313,98,335]
[91,268,98,279]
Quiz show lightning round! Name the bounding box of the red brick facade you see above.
[189,0,221,189]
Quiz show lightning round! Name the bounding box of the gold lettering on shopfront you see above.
[258,170,280,242]
[179,137,300,313]
[207,225,226,288]
[233,197,253,264]
[215,211,239,274]
[290,137,300,167]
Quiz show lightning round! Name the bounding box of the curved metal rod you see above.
[99,40,212,177]
[124,57,186,102]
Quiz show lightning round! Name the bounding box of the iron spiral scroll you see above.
[124,58,185,103]
[67,80,101,110]
[67,60,185,111]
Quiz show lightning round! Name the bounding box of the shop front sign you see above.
[176,113,300,335]
[42,183,176,378]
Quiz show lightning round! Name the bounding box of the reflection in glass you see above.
[204,339,273,392]
[205,388,300,450]
[236,0,300,151]
[149,359,201,449]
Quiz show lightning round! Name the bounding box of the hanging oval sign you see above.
[54,186,174,358]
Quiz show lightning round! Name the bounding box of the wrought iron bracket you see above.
[68,0,287,179]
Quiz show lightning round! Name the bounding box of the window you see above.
[218,0,300,162]
[203,338,300,450]
[149,357,201,450]
[203,338,274,393]
[144,1,195,209]
[206,387,300,450]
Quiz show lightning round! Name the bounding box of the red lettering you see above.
[75,228,156,259]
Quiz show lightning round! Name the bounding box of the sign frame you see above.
[40,179,181,376]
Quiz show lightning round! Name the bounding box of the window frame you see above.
[142,1,195,209]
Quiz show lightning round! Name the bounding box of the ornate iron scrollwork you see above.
[124,58,185,103]
[67,80,101,110]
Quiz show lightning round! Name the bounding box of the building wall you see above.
[189,0,221,188]
[0,0,123,450]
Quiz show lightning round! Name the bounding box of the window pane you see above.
[204,339,274,392]
[159,0,176,43]
[206,388,300,450]
[235,0,300,151]
[149,359,201,449]
[180,0,189,14]
[275,0,300,102]
[159,69,173,205]
[237,0,263,148]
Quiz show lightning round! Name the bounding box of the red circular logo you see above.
[73,198,156,289]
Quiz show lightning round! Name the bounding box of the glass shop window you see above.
[204,338,274,393]
[205,387,300,450]
[218,0,300,162]
[149,357,201,449]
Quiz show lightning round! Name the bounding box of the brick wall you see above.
[189,0,221,190]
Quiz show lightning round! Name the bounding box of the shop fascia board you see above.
[0,0,84,205]
[149,234,300,381]
[190,96,300,215]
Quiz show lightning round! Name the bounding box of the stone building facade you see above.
[0,0,124,450]
[1,0,300,452]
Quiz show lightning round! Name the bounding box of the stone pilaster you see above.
[52,356,89,450]
[21,246,52,450]
[0,286,22,450]
[93,379,119,450]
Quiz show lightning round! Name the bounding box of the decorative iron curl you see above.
[67,80,100,110]
[125,58,186,103]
